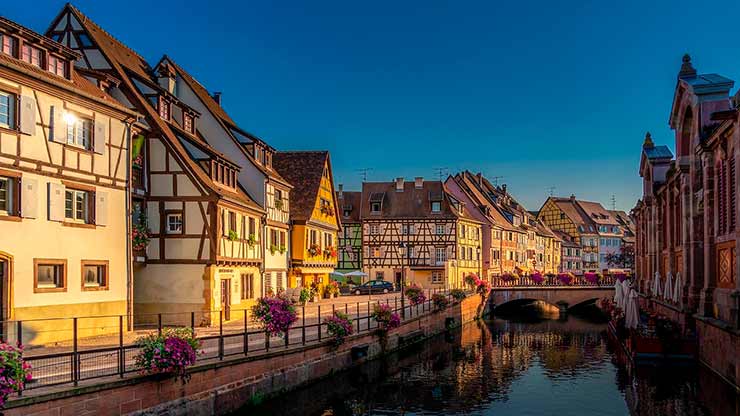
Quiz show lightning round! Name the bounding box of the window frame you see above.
[241,273,255,300]
[64,187,93,224]
[0,34,17,57]
[81,260,109,291]
[0,90,16,130]
[21,43,44,68]
[65,115,94,150]
[34,259,67,293]
[431,201,441,212]
[165,210,184,234]
[0,172,20,217]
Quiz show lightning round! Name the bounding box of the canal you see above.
[241,304,739,415]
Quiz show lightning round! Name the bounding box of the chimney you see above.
[157,64,176,94]
[212,91,222,106]
[642,132,654,149]
[476,172,482,186]
[414,177,424,189]
[501,184,507,194]
[395,177,405,192]
[570,194,576,201]
[338,184,343,199]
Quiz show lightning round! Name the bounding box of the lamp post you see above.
[398,242,409,318]
[477,245,482,282]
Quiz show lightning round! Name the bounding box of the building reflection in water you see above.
[240,311,738,416]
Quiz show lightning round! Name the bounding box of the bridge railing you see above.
[491,274,616,288]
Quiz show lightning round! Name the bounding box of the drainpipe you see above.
[124,119,134,331]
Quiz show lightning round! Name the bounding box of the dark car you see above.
[352,280,394,295]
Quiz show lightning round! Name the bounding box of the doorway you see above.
[394,271,402,289]
[221,279,231,321]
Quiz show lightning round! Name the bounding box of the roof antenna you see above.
[491,176,504,187]
[433,167,448,181]
[546,186,556,197]
[611,194,617,210]
[356,168,372,182]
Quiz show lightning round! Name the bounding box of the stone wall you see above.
[696,317,740,389]
[5,294,486,416]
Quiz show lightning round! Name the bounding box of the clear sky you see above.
[7,1,740,212]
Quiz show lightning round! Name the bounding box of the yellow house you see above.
[273,151,340,288]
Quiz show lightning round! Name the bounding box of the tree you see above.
[606,244,634,270]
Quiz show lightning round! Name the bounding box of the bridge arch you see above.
[489,288,613,313]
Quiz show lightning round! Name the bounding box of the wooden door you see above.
[221,279,231,320]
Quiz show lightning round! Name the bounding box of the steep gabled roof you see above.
[360,180,457,220]
[548,196,596,233]
[337,190,361,223]
[455,171,517,231]
[576,200,619,226]
[58,4,261,211]
[273,151,338,224]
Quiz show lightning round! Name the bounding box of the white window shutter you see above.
[20,177,38,219]
[93,118,106,155]
[50,106,66,143]
[19,96,36,135]
[95,191,108,226]
[48,182,65,222]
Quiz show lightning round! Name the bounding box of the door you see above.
[221,279,231,321]
[394,271,402,289]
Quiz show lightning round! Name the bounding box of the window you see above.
[241,273,255,299]
[229,211,237,234]
[0,92,15,129]
[432,272,443,284]
[375,271,384,280]
[21,44,43,68]
[371,247,381,258]
[1,35,16,56]
[0,176,14,215]
[47,55,67,77]
[34,259,66,292]
[158,96,170,120]
[435,224,445,235]
[65,188,90,223]
[166,212,183,234]
[324,233,333,248]
[81,261,108,290]
[77,33,93,47]
[370,202,381,213]
[66,117,93,149]
[431,201,441,212]
[435,247,446,264]
[370,224,380,235]
[309,229,318,245]
[183,113,194,133]
[460,224,466,237]
[249,217,256,237]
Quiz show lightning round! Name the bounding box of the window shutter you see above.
[48,182,65,222]
[93,118,106,155]
[19,95,36,135]
[50,106,66,143]
[20,177,38,219]
[95,191,108,226]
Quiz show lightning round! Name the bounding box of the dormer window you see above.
[183,112,194,134]
[158,96,170,120]
[1,34,16,57]
[47,55,67,78]
[265,152,271,169]
[431,201,441,212]
[371,202,381,213]
[21,44,43,68]
[254,146,262,165]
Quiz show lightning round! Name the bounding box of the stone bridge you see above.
[489,287,614,312]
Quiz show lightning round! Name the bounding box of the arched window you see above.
[678,107,694,158]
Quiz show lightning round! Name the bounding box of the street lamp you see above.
[476,245,482,282]
[398,242,410,318]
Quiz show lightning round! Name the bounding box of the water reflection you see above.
[241,308,738,416]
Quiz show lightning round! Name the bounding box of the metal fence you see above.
[9,289,458,395]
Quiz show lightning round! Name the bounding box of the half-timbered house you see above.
[0,15,138,343]
[47,5,266,324]
[153,57,293,294]
[273,151,340,288]
[361,178,482,289]
[336,187,362,278]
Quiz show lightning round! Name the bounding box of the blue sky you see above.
[7,1,740,211]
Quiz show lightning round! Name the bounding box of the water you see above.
[241,306,739,415]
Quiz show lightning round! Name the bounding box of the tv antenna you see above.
[356,168,372,182]
[433,167,448,181]
[610,194,617,210]
[491,176,504,186]
[546,186,556,197]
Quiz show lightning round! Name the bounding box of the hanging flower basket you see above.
[450,288,466,302]
[463,274,479,288]
[251,294,298,337]
[432,293,449,311]
[531,272,544,284]
[558,273,574,285]
[0,343,32,408]
[371,303,400,331]
[132,215,151,251]
[404,283,426,305]
[324,311,353,346]
[308,244,321,257]
[501,272,518,283]
[134,328,200,384]
[584,272,600,285]
[475,279,491,295]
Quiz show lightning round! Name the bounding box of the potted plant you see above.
[132,215,150,252]
[475,279,491,296]
[308,244,321,257]
[463,274,479,288]
[246,234,257,247]
[450,288,466,302]
[309,281,321,302]
[584,272,600,285]
[0,343,32,408]
[269,244,279,255]
[531,271,544,284]
[371,303,401,332]
[432,293,449,311]
[299,287,311,306]
[251,293,298,337]
[501,272,519,283]
[134,328,200,383]
[228,230,239,242]
[279,245,287,254]
[557,272,574,285]
[274,199,284,210]
[324,311,353,346]
[404,283,426,305]
[325,281,340,299]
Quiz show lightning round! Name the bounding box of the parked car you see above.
[352,280,394,295]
